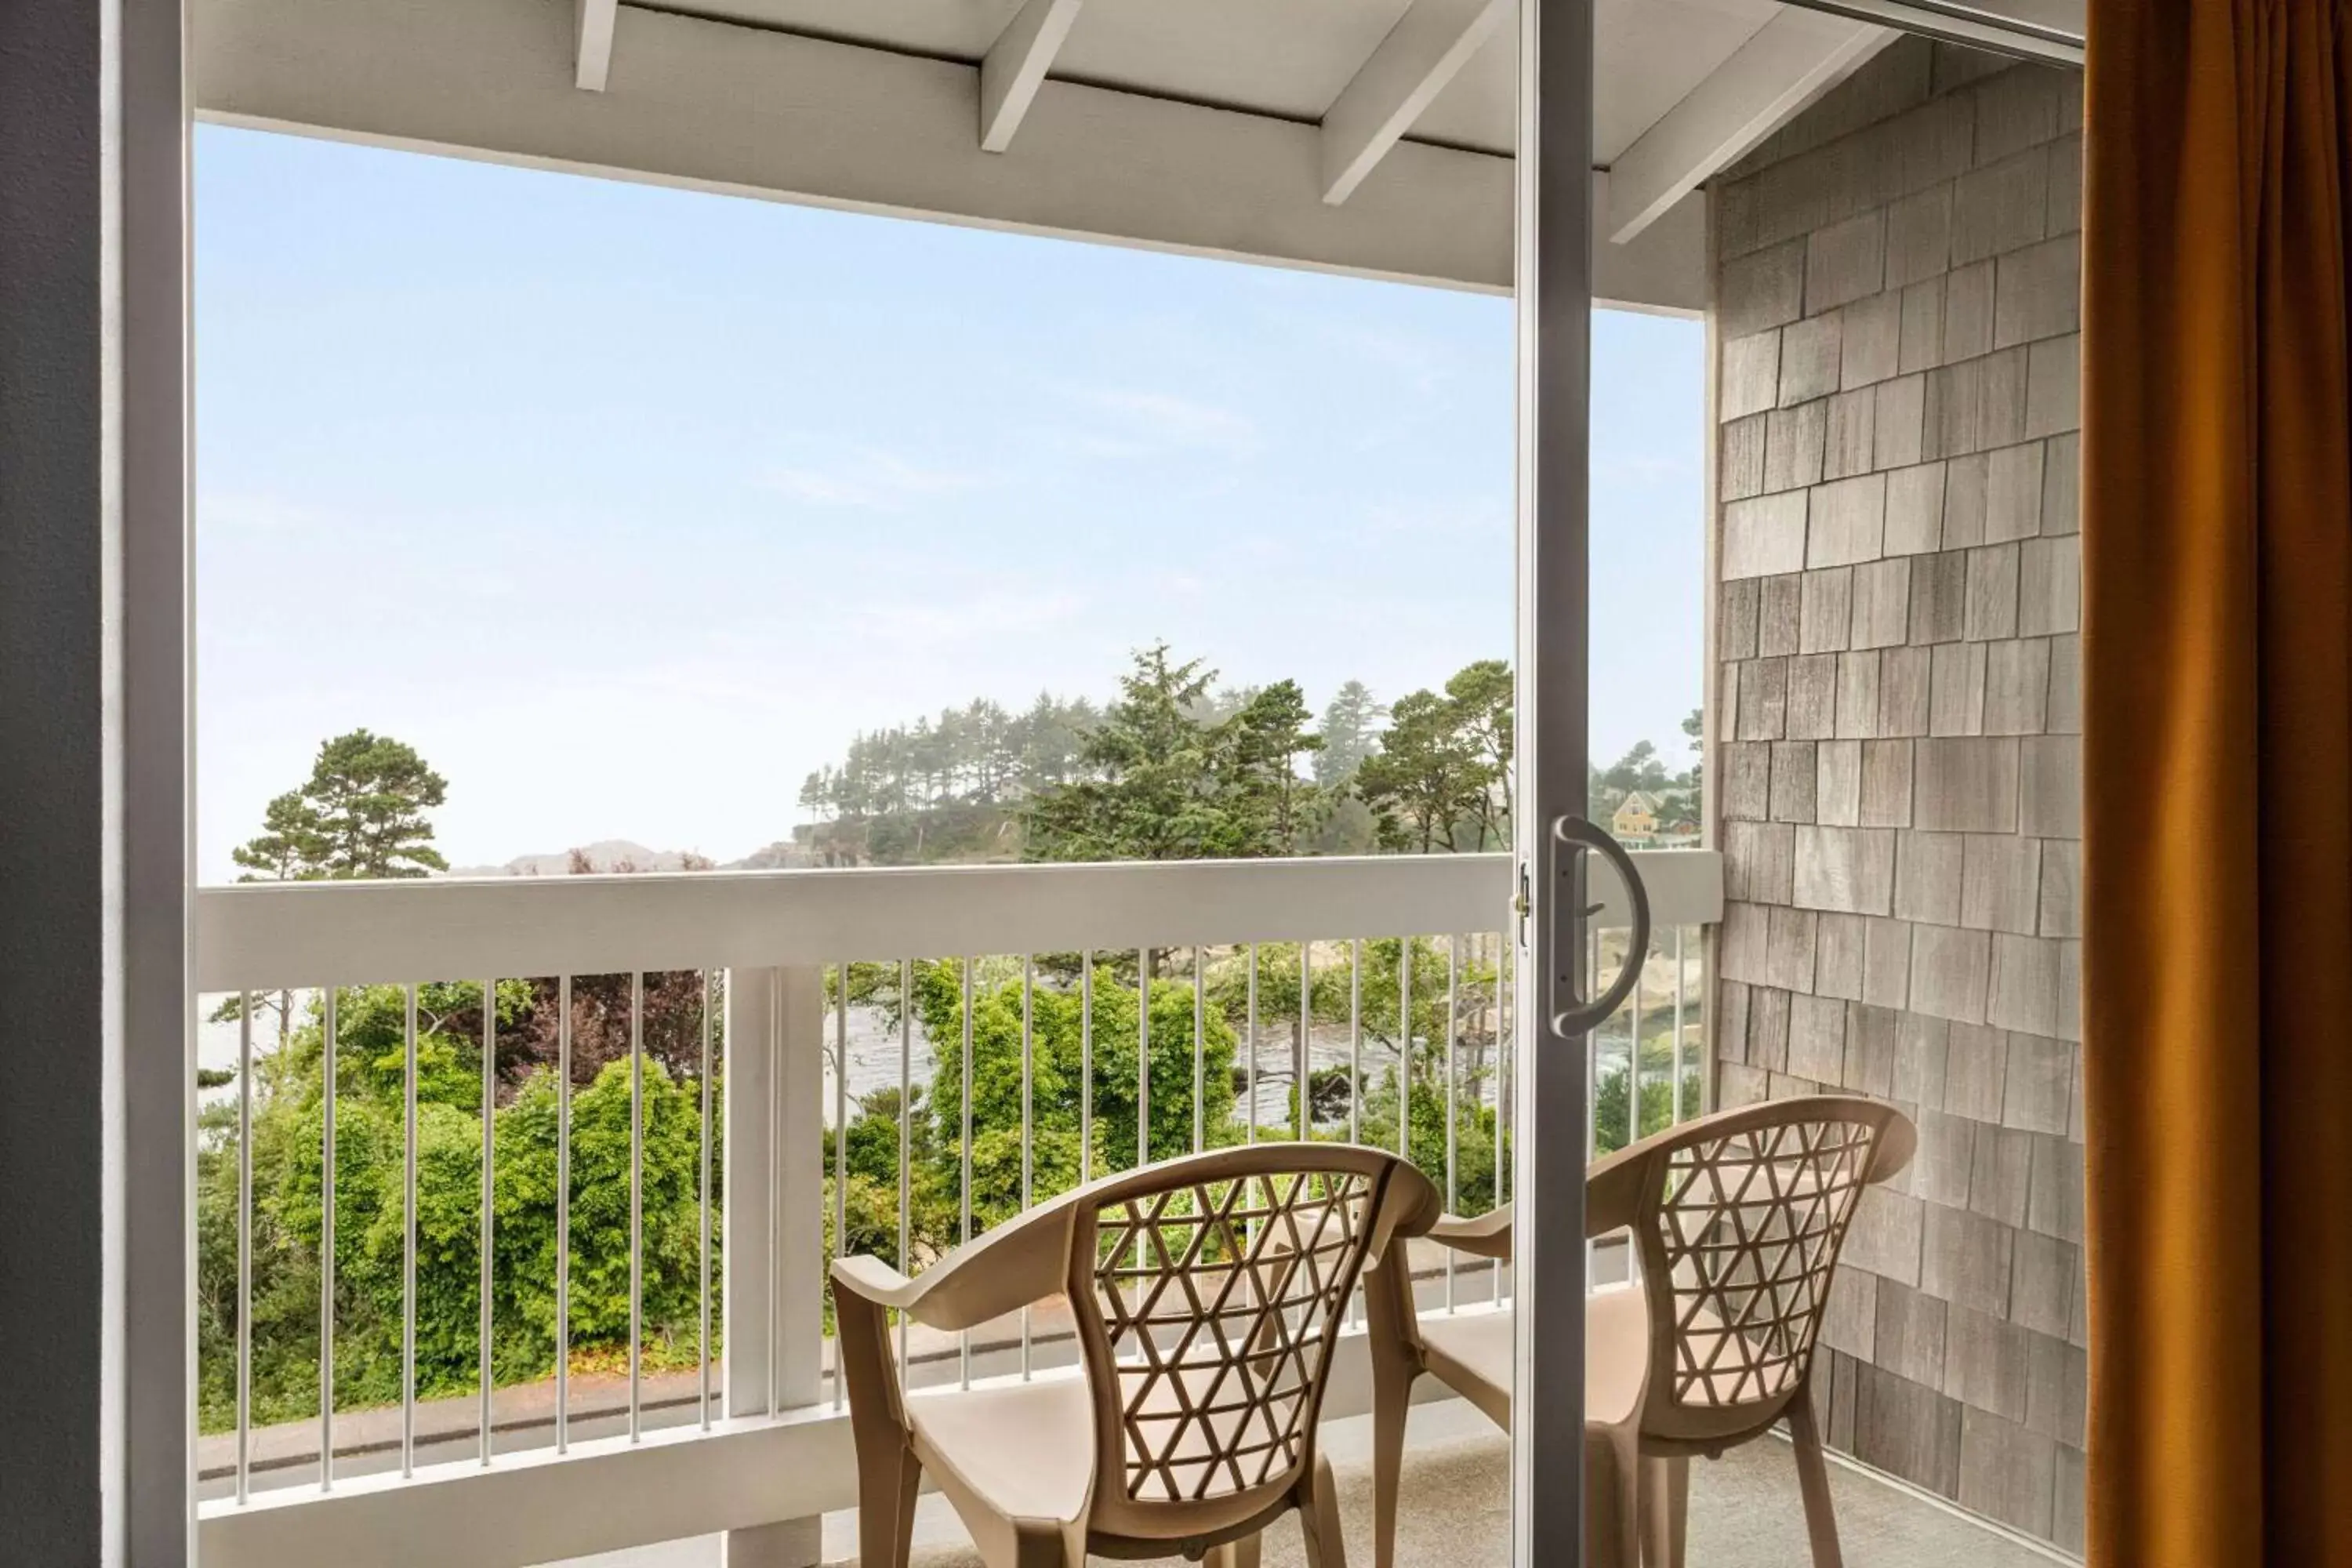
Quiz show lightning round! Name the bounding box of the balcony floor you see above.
[546,1399,2063,1568]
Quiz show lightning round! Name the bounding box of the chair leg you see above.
[1787,1399,1846,1568]
[1368,1343,1414,1568]
[1587,1425,1643,1568]
[1639,1456,1689,1568]
[1298,1452,1348,1568]
[1009,1519,1080,1568]
[835,1286,920,1568]
[856,1440,920,1568]
[1204,1533,1264,1568]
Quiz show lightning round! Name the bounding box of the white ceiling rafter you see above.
[192,0,1711,311]
[1317,0,1509,207]
[980,0,1086,153]
[575,0,619,91]
[1603,9,1893,244]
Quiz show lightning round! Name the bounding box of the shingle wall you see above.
[1707,38,2085,1554]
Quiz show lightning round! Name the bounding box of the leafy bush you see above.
[196,983,721,1433]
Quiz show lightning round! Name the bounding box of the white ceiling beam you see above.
[979,0,1085,154]
[575,0,619,92]
[1604,11,1894,245]
[194,0,1523,296]
[191,0,1708,313]
[1318,0,1508,206]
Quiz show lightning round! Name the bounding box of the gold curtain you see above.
[2083,2,2352,1563]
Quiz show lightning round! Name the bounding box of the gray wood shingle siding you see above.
[1708,38,2085,1553]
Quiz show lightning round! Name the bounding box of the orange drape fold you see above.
[2083,2,2352,1564]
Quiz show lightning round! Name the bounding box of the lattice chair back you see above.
[1068,1142,1437,1542]
[1614,1095,1915,1448]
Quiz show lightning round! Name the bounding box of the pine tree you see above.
[233,729,449,881]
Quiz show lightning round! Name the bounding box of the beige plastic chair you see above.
[1364,1095,1916,1568]
[833,1142,1441,1568]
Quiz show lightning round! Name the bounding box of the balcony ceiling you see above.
[190,0,1904,310]
[658,0,1775,163]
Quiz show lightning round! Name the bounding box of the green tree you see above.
[1022,644,1319,862]
[1227,680,1325,850]
[1352,662,1515,854]
[234,729,449,880]
[1356,688,1483,852]
[195,979,724,1433]
[301,730,449,877]
[232,789,324,881]
[908,958,1240,1232]
[1445,660,1514,848]
[221,731,452,1047]
[1024,644,1222,861]
[1314,680,1385,786]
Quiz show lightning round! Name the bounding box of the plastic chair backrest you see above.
[1066,1142,1433,1539]
[1616,1096,1915,1445]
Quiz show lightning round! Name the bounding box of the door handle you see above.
[1548,815,1652,1038]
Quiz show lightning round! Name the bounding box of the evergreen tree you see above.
[231,789,324,882]
[1445,660,1514,846]
[222,731,449,1044]
[1023,644,1227,862]
[238,729,449,880]
[1313,680,1385,786]
[1355,688,1486,852]
[1227,680,1325,850]
[1022,644,1323,862]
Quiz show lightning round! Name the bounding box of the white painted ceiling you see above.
[653,0,1786,165]
[191,0,1911,309]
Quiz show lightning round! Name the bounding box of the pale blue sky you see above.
[194,125,1703,879]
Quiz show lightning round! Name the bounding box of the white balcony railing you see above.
[192,849,1720,1568]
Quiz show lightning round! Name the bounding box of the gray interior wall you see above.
[0,0,116,1555]
[1705,37,2086,1555]
[0,0,191,1559]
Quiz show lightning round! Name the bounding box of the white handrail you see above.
[194,850,1722,991]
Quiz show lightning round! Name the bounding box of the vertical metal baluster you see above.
[1349,943,1363,1327]
[236,994,252,1504]
[1192,950,1205,1155]
[1021,956,1034,1379]
[1080,953,1094,1183]
[1586,929,1599,1290]
[1134,948,1154,1279]
[1398,942,1412,1161]
[706,971,720,1428]
[1673,927,1688,1125]
[1245,945,1258,1145]
[1297,942,1311,1142]
[1445,939,1459,1310]
[1496,931,1515,1213]
[897,960,911,1369]
[481,979,496,1463]
[1588,926,1602,1159]
[629,972,644,1441]
[1492,935,1506,1306]
[1136,948,1150,1167]
[1629,931,1643,1151]
[402,985,418,1477]
[960,956,975,1388]
[557,975,572,1453]
[321,986,337,1491]
[1349,940,1363,1145]
[768,967,782,1419]
[827,965,847,1412]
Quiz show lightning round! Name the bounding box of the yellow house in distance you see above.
[1610,790,1660,844]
